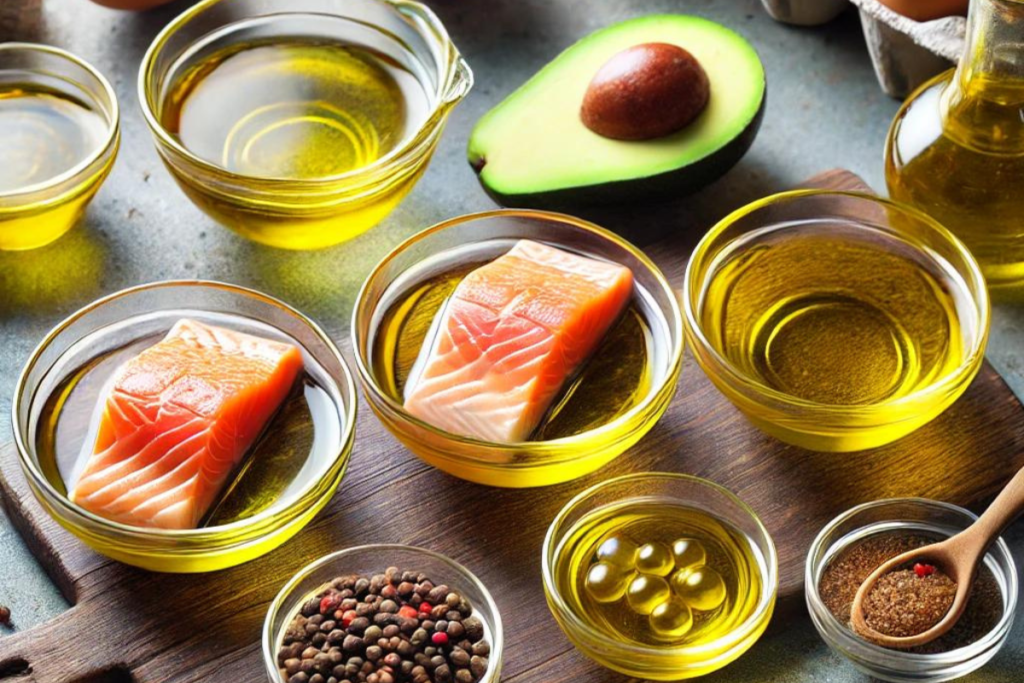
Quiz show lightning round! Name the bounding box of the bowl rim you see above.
[11,279,358,541]
[261,543,505,681]
[804,497,1018,667]
[136,0,472,187]
[541,472,779,663]
[682,189,991,416]
[0,42,120,201]
[350,208,686,458]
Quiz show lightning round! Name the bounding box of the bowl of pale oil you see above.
[542,473,777,680]
[138,0,472,250]
[0,43,119,251]
[683,190,989,452]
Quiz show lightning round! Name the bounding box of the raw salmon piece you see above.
[403,239,634,443]
[69,319,303,530]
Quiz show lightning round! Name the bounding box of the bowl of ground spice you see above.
[264,546,502,683]
[805,499,1017,682]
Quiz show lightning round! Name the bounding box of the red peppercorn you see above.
[399,605,419,619]
[341,609,357,628]
[320,594,341,615]
[419,602,433,614]
[431,632,449,646]
[914,563,937,578]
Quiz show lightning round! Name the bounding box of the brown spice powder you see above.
[863,568,956,638]
[819,531,1003,653]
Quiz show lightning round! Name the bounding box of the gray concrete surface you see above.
[0,0,1021,679]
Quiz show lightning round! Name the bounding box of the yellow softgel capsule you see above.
[585,561,630,603]
[671,566,727,612]
[671,538,706,571]
[626,574,671,615]
[596,535,638,568]
[649,598,694,640]
[636,541,675,576]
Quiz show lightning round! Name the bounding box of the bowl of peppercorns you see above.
[264,545,502,683]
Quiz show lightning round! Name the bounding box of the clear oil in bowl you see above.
[161,39,431,180]
[698,221,978,406]
[552,499,766,649]
[35,315,346,528]
[369,241,672,442]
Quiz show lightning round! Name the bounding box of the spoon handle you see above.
[956,464,1024,560]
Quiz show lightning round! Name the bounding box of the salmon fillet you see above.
[69,319,303,529]
[403,239,634,443]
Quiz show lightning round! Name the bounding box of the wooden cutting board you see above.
[2,171,1023,683]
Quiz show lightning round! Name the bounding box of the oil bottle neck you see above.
[944,0,1024,151]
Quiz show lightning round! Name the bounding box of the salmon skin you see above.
[403,239,634,443]
[69,319,304,530]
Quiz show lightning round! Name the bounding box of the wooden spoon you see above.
[850,466,1024,649]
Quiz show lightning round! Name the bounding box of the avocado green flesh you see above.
[468,15,766,200]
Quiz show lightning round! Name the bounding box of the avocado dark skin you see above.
[470,94,765,212]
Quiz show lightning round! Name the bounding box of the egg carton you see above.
[760,0,967,98]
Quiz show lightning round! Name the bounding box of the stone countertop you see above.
[0,0,1021,680]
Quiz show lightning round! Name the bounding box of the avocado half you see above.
[467,15,766,209]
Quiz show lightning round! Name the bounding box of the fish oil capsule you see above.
[649,598,694,640]
[671,566,727,612]
[671,538,706,571]
[596,535,638,568]
[626,574,671,615]
[585,562,630,603]
[636,541,674,576]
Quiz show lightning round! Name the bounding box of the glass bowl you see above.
[138,0,472,250]
[0,43,119,251]
[263,544,503,683]
[351,209,685,488]
[542,473,778,680]
[806,498,1018,682]
[11,280,357,573]
[682,190,989,452]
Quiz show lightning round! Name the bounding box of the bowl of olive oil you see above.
[352,210,685,487]
[0,43,119,251]
[139,0,472,250]
[683,190,989,452]
[543,473,777,680]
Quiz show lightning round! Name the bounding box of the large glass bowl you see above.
[682,190,989,452]
[351,209,685,487]
[138,0,472,250]
[11,281,357,572]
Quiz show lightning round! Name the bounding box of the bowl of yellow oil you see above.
[12,281,357,572]
[543,473,777,680]
[0,43,119,251]
[138,0,472,250]
[683,190,989,452]
[352,210,684,488]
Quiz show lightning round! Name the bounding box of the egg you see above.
[877,0,968,22]
[86,0,177,10]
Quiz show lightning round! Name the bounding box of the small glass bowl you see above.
[263,544,504,683]
[11,281,357,573]
[806,498,1018,683]
[0,43,119,251]
[542,473,778,680]
[351,210,685,488]
[138,0,472,250]
[683,190,989,452]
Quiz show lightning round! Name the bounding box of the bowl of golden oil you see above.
[543,473,777,680]
[683,190,989,452]
[12,281,357,572]
[352,210,685,488]
[0,43,119,251]
[138,0,472,250]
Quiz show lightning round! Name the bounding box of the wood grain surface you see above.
[1,171,1023,683]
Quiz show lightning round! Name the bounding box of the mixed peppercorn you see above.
[277,567,491,683]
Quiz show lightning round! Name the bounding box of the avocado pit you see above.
[581,42,710,141]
